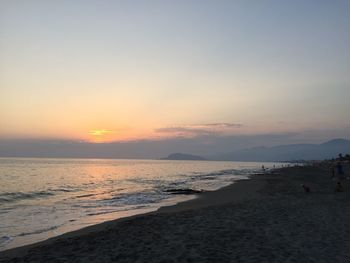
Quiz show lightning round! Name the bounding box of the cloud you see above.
[197,123,242,128]
[155,127,217,136]
[154,123,242,137]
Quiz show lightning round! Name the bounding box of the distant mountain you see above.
[209,139,350,162]
[161,153,207,161]
[320,138,349,146]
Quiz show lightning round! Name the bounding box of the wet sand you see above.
[1,165,350,262]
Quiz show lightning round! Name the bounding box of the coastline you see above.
[0,173,260,255]
[1,165,350,262]
[0,159,263,252]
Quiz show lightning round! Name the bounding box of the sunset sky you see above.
[1,0,350,144]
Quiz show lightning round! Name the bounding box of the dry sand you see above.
[1,165,350,262]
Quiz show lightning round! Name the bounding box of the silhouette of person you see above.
[336,162,344,178]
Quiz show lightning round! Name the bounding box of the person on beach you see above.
[336,162,344,179]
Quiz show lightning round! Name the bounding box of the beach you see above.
[1,164,350,262]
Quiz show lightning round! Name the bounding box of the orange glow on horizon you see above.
[85,127,158,143]
[89,129,113,136]
[88,129,114,143]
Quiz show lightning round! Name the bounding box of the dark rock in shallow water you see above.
[164,189,203,195]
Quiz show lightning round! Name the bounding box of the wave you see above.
[17,225,60,237]
[86,205,147,216]
[75,193,97,198]
[0,191,54,203]
[0,235,12,248]
[0,186,82,204]
[89,169,252,207]
[48,187,78,193]
[88,191,167,207]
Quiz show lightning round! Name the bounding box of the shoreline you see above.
[0,159,269,252]
[2,165,350,262]
[0,173,260,256]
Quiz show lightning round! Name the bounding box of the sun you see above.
[88,129,113,143]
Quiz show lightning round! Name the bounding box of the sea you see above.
[0,158,282,251]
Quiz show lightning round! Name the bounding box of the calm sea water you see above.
[0,158,281,251]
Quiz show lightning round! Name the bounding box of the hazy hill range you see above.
[161,153,207,161]
[1,138,349,162]
[209,139,350,162]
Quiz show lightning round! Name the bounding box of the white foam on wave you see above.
[0,235,12,248]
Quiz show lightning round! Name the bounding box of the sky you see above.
[1,0,350,147]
